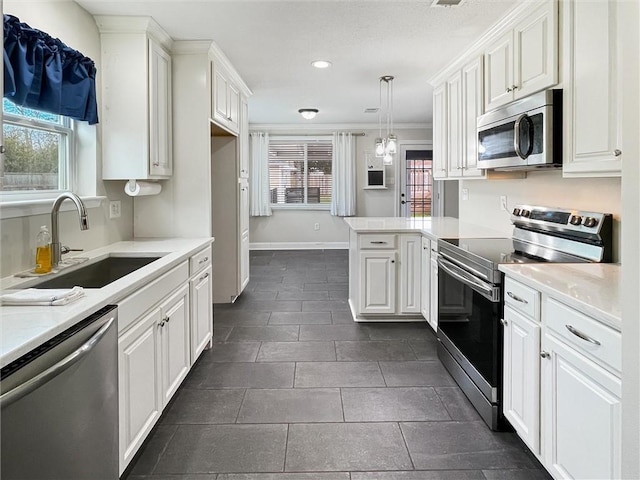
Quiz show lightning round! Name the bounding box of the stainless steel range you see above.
[436,205,613,430]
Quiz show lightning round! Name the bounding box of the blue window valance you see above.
[3,14,99,124]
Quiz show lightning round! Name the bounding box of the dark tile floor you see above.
[124,250,551,480]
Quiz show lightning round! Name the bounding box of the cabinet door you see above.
[190,265,213,364]
[227,82,240,132]
[562,0,621,177]
[429,256,438,331]
[118,307,162,473]
[513,0,558,99]
[213,64,229,125]
[240,230,250,292]
[160,284,190,406]
[239,97,250,178]
[420,237,431,326]
[432,83,448,179]
[148,39,172,177]
[502,306,541,455]
[542,332,621,480]
[446,71,463,178]
[358,251,396,315]
[484,30,514,110]
[239,181,249,236]
[461,57,485,178]
[399,235,422,314]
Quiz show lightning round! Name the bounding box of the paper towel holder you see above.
[124,179,162,197]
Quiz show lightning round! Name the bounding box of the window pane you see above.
[1,124,62,191]
[268,139,333,206]
[307,143,332,204]
[3,98,63,125]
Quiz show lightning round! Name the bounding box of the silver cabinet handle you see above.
[500,318,508,327]
[199,272,209,281]
[370,241,387,244]
[506,87,512,92]
[0,315,115,408]
[158,320,165,327]
[391,260,395,264]
[198,257,209,264]
[512,85,518,90]
[507,291,528,304]
[566,325,601,346]
[614,149,622,156]
[540,351,550,359]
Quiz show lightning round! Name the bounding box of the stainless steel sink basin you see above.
[34,256,162,289]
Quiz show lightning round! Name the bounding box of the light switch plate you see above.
[462,188,469,201]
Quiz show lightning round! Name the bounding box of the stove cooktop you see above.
[439,237,548,266]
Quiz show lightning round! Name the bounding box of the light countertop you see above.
[1,237,213,368]
[499,263,621,330]
[344,216,507,239]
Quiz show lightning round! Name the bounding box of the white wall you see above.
[459,171,622,261]
[249,127,430,247]
[1,1,133,276]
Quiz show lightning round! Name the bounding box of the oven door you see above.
[477,105,548,170]
[436,254,502,408]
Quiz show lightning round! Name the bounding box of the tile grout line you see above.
[397,421,417,471]
[233,388,249,424]
[282,423,290,473]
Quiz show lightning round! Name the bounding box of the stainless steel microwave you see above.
[477,89,562,170]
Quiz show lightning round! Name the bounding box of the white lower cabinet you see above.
[358,251,396,315]
[420,237,431,327]
[501,274,621,480]
[429,242,439,331]
[190,265,213,363]
[502,305,541,455]
[351,233,424,320]
[118,307,162,472]
[542,331,621,480]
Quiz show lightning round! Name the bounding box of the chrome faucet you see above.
[51,192,89,267]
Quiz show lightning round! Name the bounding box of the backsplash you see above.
[459,170,622,262]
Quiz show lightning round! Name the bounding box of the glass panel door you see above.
[400,146,433,218]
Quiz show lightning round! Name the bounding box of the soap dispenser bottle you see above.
[35,225,52,274]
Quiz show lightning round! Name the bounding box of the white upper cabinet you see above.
[97,17,173,180]
[562,0,622,177]
[432,83,448,180]
[212,61,240,134]
[461,57,485,177]
[446,71,463,178]
[484,0,558,111]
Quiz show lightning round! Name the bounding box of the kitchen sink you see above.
[33,256,162,289]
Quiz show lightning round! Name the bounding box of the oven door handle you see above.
[437,255,500,303]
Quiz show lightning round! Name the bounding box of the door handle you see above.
[514,114,534,160]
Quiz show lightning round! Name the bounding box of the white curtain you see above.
[331,132,356,216]
[249,132,272,216]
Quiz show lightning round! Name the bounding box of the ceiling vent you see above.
[431,0,466,7]
[364,108,379,114]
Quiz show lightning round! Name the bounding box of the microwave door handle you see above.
[514,114,534,160]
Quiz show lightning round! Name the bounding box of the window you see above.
[268,137,333,208]
[404,149,433,218]
[1,98,73,194]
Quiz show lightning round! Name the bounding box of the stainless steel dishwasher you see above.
[1,305,119,479]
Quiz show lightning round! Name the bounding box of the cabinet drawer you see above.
[544,296,621,373]
[504,277,540,319]
[118,262,189,334]
[190,246,212,275]
[359,234,397,249]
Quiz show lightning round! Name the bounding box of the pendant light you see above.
[375,75,396,165]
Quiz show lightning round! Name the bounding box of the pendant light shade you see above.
[375,76,397,164]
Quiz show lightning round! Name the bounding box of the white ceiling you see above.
[75,0,519,126]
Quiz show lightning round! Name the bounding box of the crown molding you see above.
[250,122,431,132]
[171,40,212,55]
[94,15,173,51]
[209,41,253,97]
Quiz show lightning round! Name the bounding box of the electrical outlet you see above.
[462,188,469,201]
[109,200,121,219]
[500,195,508,212]
[314,223,320,231]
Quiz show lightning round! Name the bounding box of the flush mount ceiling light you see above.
[430,0,466,6]
[375,75,397,165]
[311,60,332,69]
[298,108,319,120]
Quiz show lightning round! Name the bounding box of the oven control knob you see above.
[520,209,530,218]
[583,217,598,228]
[512,208,521,216]
[570,215,583,226]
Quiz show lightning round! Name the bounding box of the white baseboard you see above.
[250,241,348,251]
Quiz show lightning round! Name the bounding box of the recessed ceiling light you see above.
[311,60,332,69]
[298,108,319,119]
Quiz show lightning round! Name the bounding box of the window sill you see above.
[270,204,331,211]
[0,196,107,220]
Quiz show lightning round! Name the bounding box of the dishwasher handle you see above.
[0,315,115,409]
